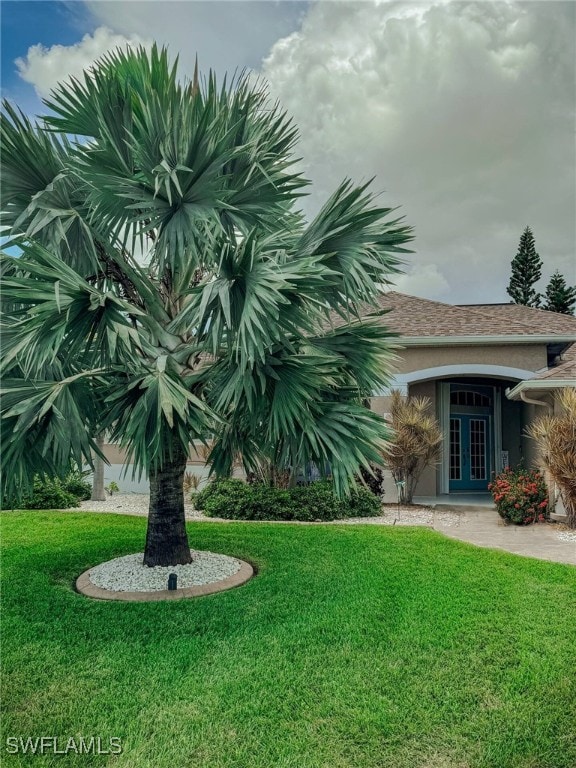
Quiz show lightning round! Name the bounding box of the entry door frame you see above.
[449,414,491,491]
[438,382,500,494]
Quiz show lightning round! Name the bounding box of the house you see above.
[101,292,576,497]
[505,341,576,515]
[369,293,576,499]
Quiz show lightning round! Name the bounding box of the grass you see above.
[1,511,575,768]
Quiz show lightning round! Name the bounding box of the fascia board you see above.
[397,335,576,347]
[506,379,576,400]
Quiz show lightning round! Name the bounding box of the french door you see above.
[449,415,490,491]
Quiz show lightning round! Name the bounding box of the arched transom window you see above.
[450,390,491,408]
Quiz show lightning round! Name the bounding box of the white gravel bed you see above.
[333,507,461,527]
[88,550,242,592]
[79,494,157,516]
[557,531,576,543]
[79,494,202,519]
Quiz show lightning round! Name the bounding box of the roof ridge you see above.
[453,304,538,334]
[460,302,576,319]
[383,291,538,334]
[384,290,455,310]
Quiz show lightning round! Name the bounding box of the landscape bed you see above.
[1,510,575,768]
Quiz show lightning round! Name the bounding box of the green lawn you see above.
[1,511,575,768]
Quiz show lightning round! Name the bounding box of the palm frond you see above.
[0,373,104,503]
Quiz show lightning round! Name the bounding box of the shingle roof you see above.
[374,292,576,338]
[458,303,576,335]
[533,344,576,380]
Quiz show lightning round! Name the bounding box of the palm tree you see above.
[1,46,412,565]
[527,388,576,528]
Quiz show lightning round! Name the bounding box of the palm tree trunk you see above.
[91,434,106,501]
[144,438,192,567]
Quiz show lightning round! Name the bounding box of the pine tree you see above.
[507,226,543,307]
[543,271,576,315]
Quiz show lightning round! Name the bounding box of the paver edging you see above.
[75,558,254,601]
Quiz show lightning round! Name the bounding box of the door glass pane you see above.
[469,419,486,480]
[450,418,461,480]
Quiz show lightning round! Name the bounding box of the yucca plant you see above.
[527,387,576,528]
[183,471,201,494]
[385,390,443,504]
[1,46,412,565]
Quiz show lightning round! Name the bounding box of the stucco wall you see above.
[370,395,391,417]
[397,344,547,375]
[501,397,523,468]
[103,442,208,465]
[99,442,230,494]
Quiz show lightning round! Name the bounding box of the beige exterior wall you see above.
[103,442,208,466]
[521,403,541,469]
[397,344,547,375]
[370,395,392,417]
[501,397,523,468]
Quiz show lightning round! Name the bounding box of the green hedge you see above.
[194,479,381,521]
[3,471,92,510]
[20,476,81,510]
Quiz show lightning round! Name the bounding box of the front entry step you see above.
[432,503,496,513]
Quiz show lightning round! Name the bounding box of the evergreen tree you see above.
[543,271,576,315]
[507,226,543,307]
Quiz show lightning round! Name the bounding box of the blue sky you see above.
[1,0,574,303]
[2,2,92,111]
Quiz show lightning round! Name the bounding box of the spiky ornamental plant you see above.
[543,271,576,315]
[0,46,412,565]
[385,390,443,505]
[527,388,576,528]
[506,226,543,307]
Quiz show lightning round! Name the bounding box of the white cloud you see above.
[85,1,307,80]
[392,264,450,300]
[13,0,574,304]
[16,26,151,98]
[262,0,576,303]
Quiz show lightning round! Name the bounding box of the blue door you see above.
[449,415,490,491]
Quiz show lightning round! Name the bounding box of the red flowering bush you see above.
[488,467,549,525]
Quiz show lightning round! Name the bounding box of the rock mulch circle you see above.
[76,550,253,602]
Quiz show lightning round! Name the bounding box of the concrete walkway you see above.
[431,508,576,566]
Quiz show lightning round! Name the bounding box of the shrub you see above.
[489,466,549,525]
[20,475,80,510]
[63,470,92,501]
[194,480,250,519]
[348,486,381,518]
[289,481,344,521]
[195,479,381,521]
[234,484,294,521]
[356,464,385,497]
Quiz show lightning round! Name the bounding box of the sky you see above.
[1,0,575,304]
